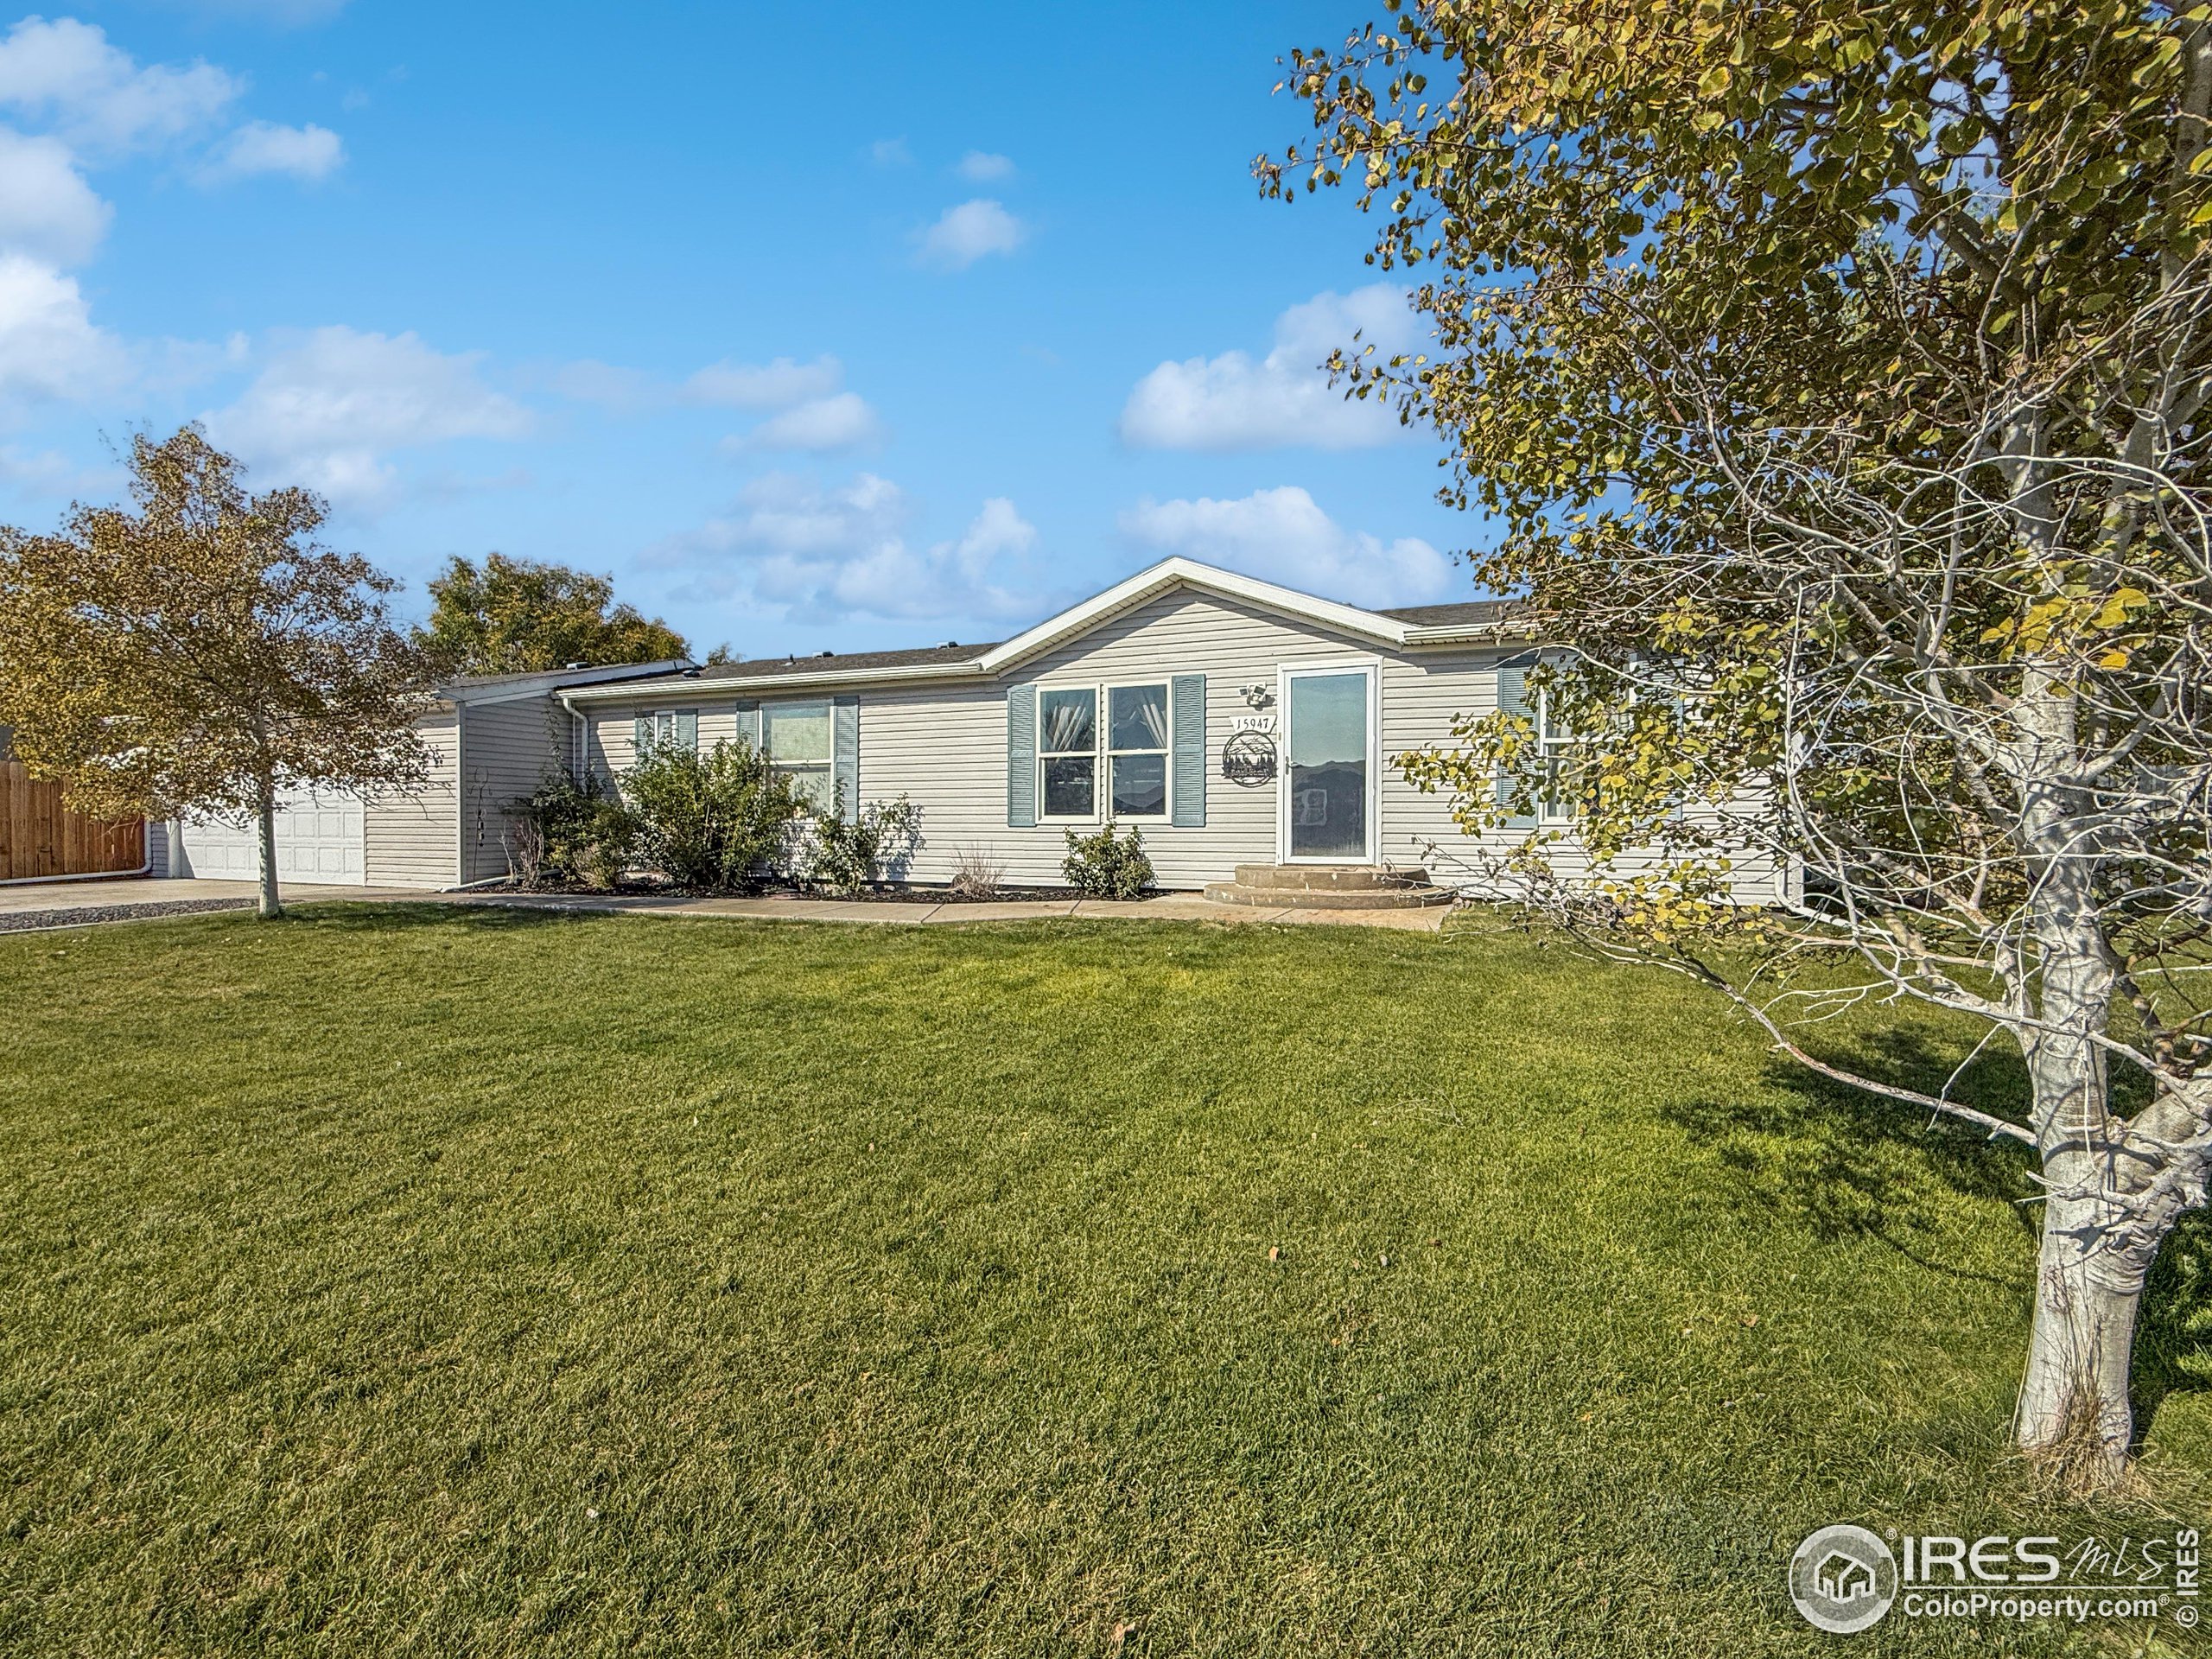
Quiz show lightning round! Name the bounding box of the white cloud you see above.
[955,149,1014,181]
[1119,283,1421,451]
[915,198,1025,270]
[725,391,884,454]
[0,128,110,264]
[683,354,842,409]
[199,119,344,183]
[204,326,532,508]
[0,252,130,408]
[659,473,1047,622]
[0,18,238,157]
[1120,486,1454,606]
[869,136,912,167]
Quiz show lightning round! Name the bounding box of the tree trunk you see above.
[2015,1173,2141,1486]
[255,781,283,919]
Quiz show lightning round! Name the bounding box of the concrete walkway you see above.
[0,875,1455,932]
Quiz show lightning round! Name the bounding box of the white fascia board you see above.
[1400,620,1541,647]
[974,557,1412,673]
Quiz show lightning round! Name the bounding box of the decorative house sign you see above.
[1230,714,1277,733]
[1221,731,1278,787]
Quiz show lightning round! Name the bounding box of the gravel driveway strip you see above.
[0,898,257,933]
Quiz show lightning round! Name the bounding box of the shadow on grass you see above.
[2138,1208,2212,1440]
[282,899,595,936]
[1665,1024,2038,1284]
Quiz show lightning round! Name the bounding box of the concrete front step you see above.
[1229,862,1436,892]
[1204,874,1456,911]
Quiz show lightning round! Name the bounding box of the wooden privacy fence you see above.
[0,760,145,881]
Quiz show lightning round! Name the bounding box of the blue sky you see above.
[0,1,1483,657]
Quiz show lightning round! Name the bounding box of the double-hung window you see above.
[637,709,696,754]
[764,700,834,812]
[1106,683,1169,818]
[1036,682,1171,822]
[1037,687,1098,819]
[1535,687,1581,823]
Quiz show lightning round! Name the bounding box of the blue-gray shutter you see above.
[632,715,652,760]
[675,709,699,753]
[1006,685,1037,828]
[734,700,761,752]
[1170,674,1206,828]
[1494,655,1537,830]
[833,696,860,821]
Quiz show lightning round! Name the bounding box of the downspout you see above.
[556,691,589,780]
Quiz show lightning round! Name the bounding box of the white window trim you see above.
[764,696,837,810]
[1276,658,1382,865]
[1034,681,1103,825]
[1033,679,1178,826]
[1535,684,1581,824]
[1103,680,1172,823]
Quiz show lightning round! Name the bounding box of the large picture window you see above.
[1038,686,1097,819]
[764,700,834,811]
[1107,683,1169,818]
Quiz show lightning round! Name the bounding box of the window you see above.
[1034,682,1173,822]
[637,709,696,753]
[1106,683,1169,818]
[765,700,834,811]
[1535,687,1580,823]
[1037,686,1096,819]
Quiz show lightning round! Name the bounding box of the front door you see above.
[1280,664,1376,863]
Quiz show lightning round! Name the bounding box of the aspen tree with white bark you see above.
[1263,1,2212,1485]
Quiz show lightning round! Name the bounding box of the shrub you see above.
[1062,821,1154,899]
[948,842,1004,899]
[807,789,922,893]
[623,738,808,892]
[507,771,635,891]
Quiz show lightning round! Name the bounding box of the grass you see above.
[2,903,2207,1656]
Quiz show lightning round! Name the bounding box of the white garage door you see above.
[177,788,365,885]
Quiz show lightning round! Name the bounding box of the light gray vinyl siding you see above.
[459,696,573,884]
[365,707,460,888]
[581,588,1784,898]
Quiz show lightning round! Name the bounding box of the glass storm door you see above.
[1282,667,1375,862]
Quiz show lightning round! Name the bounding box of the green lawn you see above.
[3,905,2206,1656]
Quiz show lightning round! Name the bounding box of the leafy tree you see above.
[0,426,435,918]
[416,552,690,676]
[1269,2,2212,1485]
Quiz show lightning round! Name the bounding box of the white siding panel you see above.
[459,696,573,884]
[365,709,460,889]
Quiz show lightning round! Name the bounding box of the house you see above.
[553,557,1786,902]
[159,661,683,889]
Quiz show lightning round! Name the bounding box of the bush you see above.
[623,738,808,892]
[948,842,1004,899]
[507,771,635,891]
[1062,821,1154,899]
[807,789,921,893]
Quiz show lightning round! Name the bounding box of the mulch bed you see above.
[0,898,256,933]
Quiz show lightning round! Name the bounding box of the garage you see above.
[175,788,365,885]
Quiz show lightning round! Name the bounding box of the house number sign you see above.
[1221,731,1278,787]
